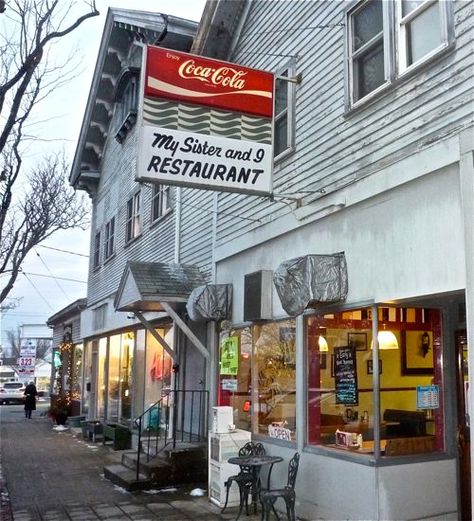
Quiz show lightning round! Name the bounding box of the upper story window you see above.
[104,217,115,260]
[126,192,141,242]
[93,231,101,269]
[274,62,296,160]
[398,0,448,71]
[151,184,171,223]
[347,0,451,107]
[114,68,139,143]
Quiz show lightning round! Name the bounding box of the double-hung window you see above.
[397,0,449,72]
[274,62,296,160]
[348,0,387,104]
[347,0,451,107]
[104,217,115,260]
[126,192,141,242]
[151,184,170,223]
[93,232,101,269]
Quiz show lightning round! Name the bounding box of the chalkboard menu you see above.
[334,346,358,405]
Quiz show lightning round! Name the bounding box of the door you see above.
[455,330,470,520]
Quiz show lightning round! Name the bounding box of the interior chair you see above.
[260,452,300,521]
[221,441,266,515]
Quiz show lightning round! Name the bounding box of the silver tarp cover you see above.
[273,253,348,316]
[186,284,233,322]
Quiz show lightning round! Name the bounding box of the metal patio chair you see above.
[260,452,300,521]
[221,441,266,514]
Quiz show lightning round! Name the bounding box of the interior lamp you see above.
[376,330,399,350]
[318,335,329,352]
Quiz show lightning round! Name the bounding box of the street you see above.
[0,404,264,521]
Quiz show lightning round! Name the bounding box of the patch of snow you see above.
[52,425,69,431]
[113,485,130,494]
[143,487,178,494]
[190,488,206,497]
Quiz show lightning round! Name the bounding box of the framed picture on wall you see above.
[367,359,382,375]
[401,330,434,375]
[319,353,327,370]
[348,332,367,351]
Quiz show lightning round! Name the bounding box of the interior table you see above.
[227,454,283,520]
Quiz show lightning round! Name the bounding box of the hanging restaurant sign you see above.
[136,46,274,196]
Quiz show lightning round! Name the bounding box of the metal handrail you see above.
[133,389,209,481]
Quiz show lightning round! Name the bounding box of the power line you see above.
[21,273,55,312]
[35,251,70,301]
[22,272,87,284]
[38,245,89,258]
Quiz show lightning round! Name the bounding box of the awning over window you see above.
[186,284,233,322]
[114,261,207,312]
[273,253,348,317]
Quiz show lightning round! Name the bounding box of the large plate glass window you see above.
[305,306,445,457]
[348,0,387,103]
[253,320,297,441]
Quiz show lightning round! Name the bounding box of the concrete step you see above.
[103,464,153,492]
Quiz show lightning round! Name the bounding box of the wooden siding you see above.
[179,188,214,279]
[87,127,177,307]
[211,0,474,249]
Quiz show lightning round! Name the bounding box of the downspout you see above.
[174,187,182,263]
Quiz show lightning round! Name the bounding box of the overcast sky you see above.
[0,0,206,350]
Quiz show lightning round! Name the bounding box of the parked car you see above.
[0,382,26,405]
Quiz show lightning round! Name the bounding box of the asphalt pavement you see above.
[0,403,264,521]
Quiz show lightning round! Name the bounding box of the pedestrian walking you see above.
[24,381,38,419]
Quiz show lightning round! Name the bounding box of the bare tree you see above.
[0,1,99,305]
[5,328,51,359]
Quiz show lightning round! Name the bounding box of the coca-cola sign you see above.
[145,46,274,118]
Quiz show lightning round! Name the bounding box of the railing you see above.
[133,389,209,481]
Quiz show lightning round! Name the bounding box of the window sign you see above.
[334,346,358,405]
[220,336,239,375]
[416,385,439,409]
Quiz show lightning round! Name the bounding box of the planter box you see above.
[102,423,131,450]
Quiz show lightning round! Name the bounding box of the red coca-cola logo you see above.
[145,46,274,118]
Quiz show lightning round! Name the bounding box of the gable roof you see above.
[70,8,198,192]
[114,261,207,312]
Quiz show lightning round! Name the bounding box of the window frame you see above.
[151,184,171,224]
[273,60,296,162]
[346,0,392,108]
[93,231,101,269]
[103,216,115,261]
[396,0,450,75]
[126,191,142,243]
[345,0,452,110]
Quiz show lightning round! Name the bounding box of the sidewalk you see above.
[0,408,263,521]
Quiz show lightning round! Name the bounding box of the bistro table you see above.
[227,454,283,520]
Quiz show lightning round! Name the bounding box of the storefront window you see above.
[132,330,146,418]
[97,337,107,418]
[144,326,173,410]
[107,335,121,422]
[253,320,297,441]
[82,341,92,415]
[218,327,252,431]
[306,306,444,457]
[71,343,83,404]
[120,332,134,422]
